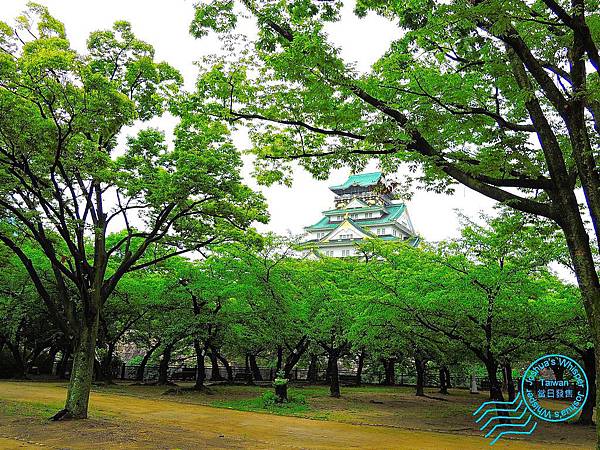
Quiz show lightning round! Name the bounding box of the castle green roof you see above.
[322,205,387,216]
[329,172,382,192]
[305,204,406,231]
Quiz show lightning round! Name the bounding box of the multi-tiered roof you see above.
[304,172,417,257]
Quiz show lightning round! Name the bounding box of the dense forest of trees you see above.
[1,210,593,421]
[0,2,598,447]
[189,0,600,443]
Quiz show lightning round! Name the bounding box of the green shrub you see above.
[288,393,306,404]
[273,370,288,387]
[212,388,309,415]
[260,391,306,407]
[261,391,278,407]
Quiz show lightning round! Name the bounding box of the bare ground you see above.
[0,380,594,449]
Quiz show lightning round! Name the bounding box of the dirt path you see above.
[0,437,34,449]
[0,381,588,449]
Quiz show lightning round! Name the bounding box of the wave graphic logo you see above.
[473,393,537,445]
[473,354,588,445]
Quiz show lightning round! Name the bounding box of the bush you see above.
[273,370,288,387]
[212,389,310,415]
[261,391,278,407]
[288,393,306,404]
[260,391,306,407]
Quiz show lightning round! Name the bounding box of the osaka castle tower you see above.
[303,172,418,257]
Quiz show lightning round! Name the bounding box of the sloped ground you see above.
[0,381,594,449]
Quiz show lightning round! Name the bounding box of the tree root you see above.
[50,409,74,421]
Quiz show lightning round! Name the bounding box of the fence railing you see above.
[112,363,493,390]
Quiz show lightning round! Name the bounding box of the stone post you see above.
[470,373,479,394]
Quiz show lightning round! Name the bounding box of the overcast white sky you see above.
[0,0,498,242]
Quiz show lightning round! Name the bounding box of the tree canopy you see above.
[0,3,267,418]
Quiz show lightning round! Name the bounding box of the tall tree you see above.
[362,211,570,400]
[190,1,600,442]
[295,257,356,397]
[96,267,163,383]
[0,5,267,419]
[0,242,60,379]
[166,256,236,390]
[212,236,308,380]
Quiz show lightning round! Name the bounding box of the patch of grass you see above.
[0,398,118,421]
[0,399,61,421]
[287,385,332,397]
[308,411,332,420]
[211,390,311,416]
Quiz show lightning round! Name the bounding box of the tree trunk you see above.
[93,358,102,381]
[595,343,600,444]
[275,383,288,403]
[157,343,173,385]
[444,366,451,389]
[329,353,340,398]
[325,354,333,384]
[7,342,26,379]
[209,350,223,381]
[27,347,44,375]
[485,359,504,401]
[557,194,600,445]
[136,340,161,382]
[307,354,318,383]
[276,346,283,372]
[470,373,479,394]
[249,354,262,381]
[415,358,426,396]
[283,337,309,378]
[439,366,448,395]
[55,312,100,419]
[216,352,233,381]
[43,347,59,375]
[99,343,115,384]
[245,354,250,381]
[193,340,206,389]
[502,361,515,401]
[355,350,365,387]
[57,349,71,379]
[383,358,396,385]
[578,347,596,425]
